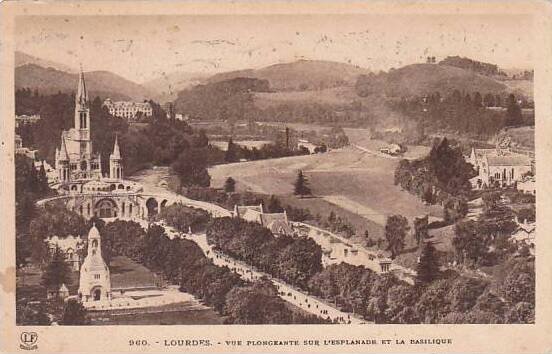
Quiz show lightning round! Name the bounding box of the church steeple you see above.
[111,135,121,160]
[75,68,90,131]
[109,135,123,180]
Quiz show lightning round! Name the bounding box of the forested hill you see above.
[174,77,270,121]
[438,56,508,78]
[15,64,154,101]
[206,60,372,91]
[355,63,508,98]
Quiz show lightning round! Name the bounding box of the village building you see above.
[78,224,111,302]
[15,114,41,128]
[15,134,38,159]
[517,176,536,195]
[468,147,532,189]
[297,139,318,154]
[232,204,293,236]
[47,283,70,301]
[45,235,85,271]
[103,98,152,120]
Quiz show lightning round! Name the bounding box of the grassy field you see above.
[343,128,431,160]
[110,256,159,290]
[209,144,441,242]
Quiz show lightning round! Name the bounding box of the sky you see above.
[16,14,534,83]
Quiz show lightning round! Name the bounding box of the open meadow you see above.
[209,144,442,241]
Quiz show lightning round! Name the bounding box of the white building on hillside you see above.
[103,98,152,120]
[468,147,532,189]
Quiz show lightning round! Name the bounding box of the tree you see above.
[453,221,487,266]
[171,148,211,187]
[224,177,236,193]
[499,261,535,304]
[385,215,409,259]
[293,170,311,198]
[16,235,31,269]
[483,93,496,107]
[482,191,501,211]
[506,94,522,126]
[60,299,89,325]
[413,215,429,245]
[277,237,323,286]
[416,242,440,284]
[225,137,239,163]
[156,203,210,235]
[473,92,483,107]
[42,247,71,290]
[267,195,284,213]
[195,129,209,148]
[17,303,51,325]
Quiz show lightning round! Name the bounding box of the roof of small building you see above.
[260,212,288,227]
[486,153,531,166]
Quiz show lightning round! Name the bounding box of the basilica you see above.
[47,69,168,220]
[55,70,124,189]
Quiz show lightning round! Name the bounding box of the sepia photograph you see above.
[12,10,539,326]
[2,1,552,353]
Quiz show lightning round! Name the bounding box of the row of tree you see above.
[206,217,323,288]
[391,91,530,139]
[101,219,326,324]
[224,138,310,163]
[307,257,533,324]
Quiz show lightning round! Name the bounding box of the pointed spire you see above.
[76,66,88,107]
[59,137,69,161]
[111,134,121,160]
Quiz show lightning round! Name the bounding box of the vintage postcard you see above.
[1,0,552,353]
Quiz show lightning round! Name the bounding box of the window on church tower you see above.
[80,112,87,129]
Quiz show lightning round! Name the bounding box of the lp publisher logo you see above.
[20,332,38,351]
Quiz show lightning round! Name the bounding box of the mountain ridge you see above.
[15,64,154,101]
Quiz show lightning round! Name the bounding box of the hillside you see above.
[15,51,77,74]
[356,63,508,98]
[142,71,209,103]
[15,64,154,101]
[206,60,371,91]
[173,77,270,121]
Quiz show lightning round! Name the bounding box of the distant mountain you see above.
[206,60,372,91]
[15,64,154,101]
[15,51,77,74]
[142,71,209,103]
